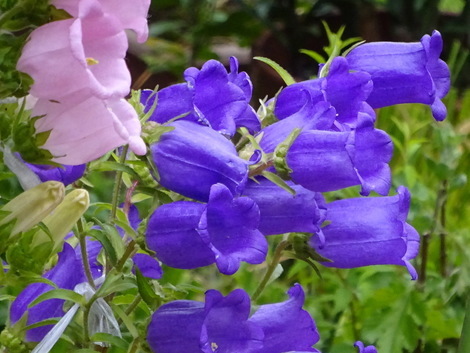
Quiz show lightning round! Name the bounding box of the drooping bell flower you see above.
[24,162,86,186]
[52,0,151,43]
[346,30,450,121]
[147,284,319,353]
[243,177,326,236]
[151,120,249,202]
[286,111,392,195]
[10,243,84,342]
[17,1,131,100]
[32,94,146,165]
[146,183,267,275]
[274,57,373,126]
[310,186,420,280]
[141,57,259,136]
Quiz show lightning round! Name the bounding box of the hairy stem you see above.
[77,219,96,290]
[110,145,129,221]
[252,240,289,302]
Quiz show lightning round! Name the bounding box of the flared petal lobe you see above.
[147,285,318,353]
[17,10,130,100]
[249,284,320,353]
[151,120,249,202]
[33,95,145,165]
[310,186,419,279]
[145,184,266,275]
[141,57,259,136]
[52,0,151,43]
[286,112,392,195]
[198,184,267,275]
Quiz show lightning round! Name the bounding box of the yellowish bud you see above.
[0,181,65,237]
[32,189,90,251]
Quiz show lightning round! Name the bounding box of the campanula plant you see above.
[0,2,459,352]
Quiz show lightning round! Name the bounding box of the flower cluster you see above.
[140,30,451,280]
[16,0,150,165]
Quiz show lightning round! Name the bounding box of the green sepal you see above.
[273,127,301,180]
[260,171,295,195]
[289,232,332,263]
[141,121,175,145]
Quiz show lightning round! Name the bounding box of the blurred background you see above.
[129,0,469,98]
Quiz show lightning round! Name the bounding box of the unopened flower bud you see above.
[0,181,65,237]
[32,189,89,251]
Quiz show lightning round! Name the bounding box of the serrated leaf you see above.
[254,56,296,85]
[29,289,86,308]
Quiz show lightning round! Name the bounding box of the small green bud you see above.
[32,189,90,251]
[0,181,65,237]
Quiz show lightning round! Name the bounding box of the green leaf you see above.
[135,267,160,307]
[253,56,296,86]
[89,227,118,266]
[24,318,60,331]
[89,161,141,180]
[89,333,128,349]
[111,304,139,338]
[29,289,86,308]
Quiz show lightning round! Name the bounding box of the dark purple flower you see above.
[310,186,420,279]
[10,243,84,341]
[355,341,378,353]
[274,57,373,126]
[141,57,259,136]
[146,183,267,275]
[151,120,249,202]
[346,30,450,121]
[286,111,392,195]
[243,177,326,236]
[23,161,85,186]
[147,284,319,353]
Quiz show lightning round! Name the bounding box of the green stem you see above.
[116,295,142,326]
[252,240,289,302]
[77,218,96,290]
[128,338,140,353]
[110,145,129,221]
[457,293,470,353]
[116,240,137,272]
